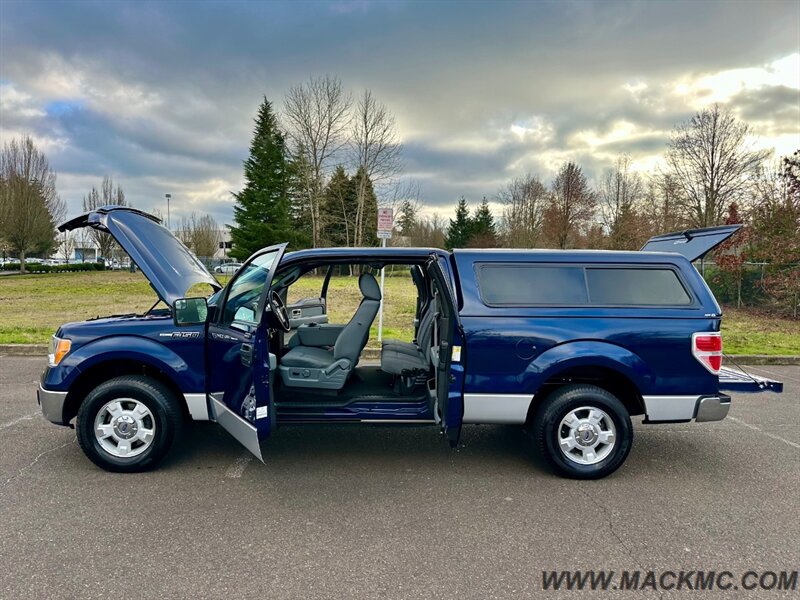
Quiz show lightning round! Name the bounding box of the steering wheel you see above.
[269,290,292,332]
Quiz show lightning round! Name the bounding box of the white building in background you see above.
[171,227,233,260]
[50,230,100,263]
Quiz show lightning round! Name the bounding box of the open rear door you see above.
[427,254,464,446]
[641,224,741,262]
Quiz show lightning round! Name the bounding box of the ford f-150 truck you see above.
[37,207,782,479]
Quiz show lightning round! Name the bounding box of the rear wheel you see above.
[76,376,183,473]
[533,384,632,479]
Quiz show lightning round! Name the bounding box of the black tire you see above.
[533,384,632,479]
[76,376,183,473]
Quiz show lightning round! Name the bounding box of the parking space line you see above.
[743,365,800,384]
[225,453,253,478]
[0,412,39,430]
[729,417,800,450]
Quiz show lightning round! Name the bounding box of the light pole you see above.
[165,194,171,230]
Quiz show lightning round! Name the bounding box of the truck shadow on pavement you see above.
[159,420,727,481]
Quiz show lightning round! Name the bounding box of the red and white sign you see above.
[377,208,394,235]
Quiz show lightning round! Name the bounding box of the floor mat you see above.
[277,366,426,405]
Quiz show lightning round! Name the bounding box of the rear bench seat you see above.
[381,298,437,376]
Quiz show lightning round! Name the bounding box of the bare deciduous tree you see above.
[643,172,687,235]
[667,104,769,228]
[599,155,646,249]
[283,75,352,247]
[59,230,76,262]
[179,212,221,259]
[83,176,126,260]
[543,161,596,249]
[0,136,64,272]
[350,90,403,246]
[498,173,548,248]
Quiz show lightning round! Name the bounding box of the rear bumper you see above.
[643,393,731,423]
[37,384,69,425]
[695,394,731,422]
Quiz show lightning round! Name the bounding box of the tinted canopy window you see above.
[475,263,693,307]
[477,265,588,305]
[586,268,691,305]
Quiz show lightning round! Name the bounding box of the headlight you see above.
[48,336,71,367]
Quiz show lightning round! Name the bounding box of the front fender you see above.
[528,340,655,395]
[43,335,202,392]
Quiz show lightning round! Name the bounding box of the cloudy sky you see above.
[1,0,798,226]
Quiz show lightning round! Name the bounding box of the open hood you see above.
[640,224,742,262]
[59,206,221,306]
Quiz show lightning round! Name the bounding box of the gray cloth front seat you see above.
[279,273,381,390]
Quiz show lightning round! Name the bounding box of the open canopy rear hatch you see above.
[641,224,742,262]
[59,206,221,306]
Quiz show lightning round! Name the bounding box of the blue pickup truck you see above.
[38,207,782,478]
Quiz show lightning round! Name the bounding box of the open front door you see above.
[206,244,287,460]
[427,254,465,446]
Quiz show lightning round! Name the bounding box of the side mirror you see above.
[173,297,209,326]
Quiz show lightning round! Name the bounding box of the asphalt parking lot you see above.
[1,356,798,598]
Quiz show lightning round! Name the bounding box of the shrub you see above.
[0,262,106,273]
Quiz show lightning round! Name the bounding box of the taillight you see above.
[692,332,722,374]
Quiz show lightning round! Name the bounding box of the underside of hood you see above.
[59,206,221,306]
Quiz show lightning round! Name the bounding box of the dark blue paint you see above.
[43,314,206,393]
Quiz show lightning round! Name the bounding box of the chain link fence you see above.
[700,261,800,317]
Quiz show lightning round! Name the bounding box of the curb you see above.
[0,344,48,356]
[723,355,800,366]
[0,344,796,365]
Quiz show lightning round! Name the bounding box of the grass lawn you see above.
[0,270,417,346]
[1,270,798,355]
[720,307,800,355]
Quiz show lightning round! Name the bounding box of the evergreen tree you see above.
[321,165,356,246]
[229,97,294,259]
[469,197,498,247]
[397,200,418,236]
[287,145,313,249]
[353,166,378,247]
[445,197,473,249]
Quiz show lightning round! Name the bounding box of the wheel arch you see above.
[63,356,190,425]
[525,342,651,425]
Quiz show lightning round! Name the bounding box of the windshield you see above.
[221,248,282,325]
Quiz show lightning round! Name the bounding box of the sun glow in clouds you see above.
[673,53,800,107]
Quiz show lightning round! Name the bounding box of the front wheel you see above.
[533,384,632,479]
[76,376,183,473]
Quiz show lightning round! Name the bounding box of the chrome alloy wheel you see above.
[93,398,156,458]
[558,406,616,465]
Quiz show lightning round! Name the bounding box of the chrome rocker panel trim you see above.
[462,393,533,424]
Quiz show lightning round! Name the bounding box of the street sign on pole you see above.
[376,208,393,342]
[377,208,393,236]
